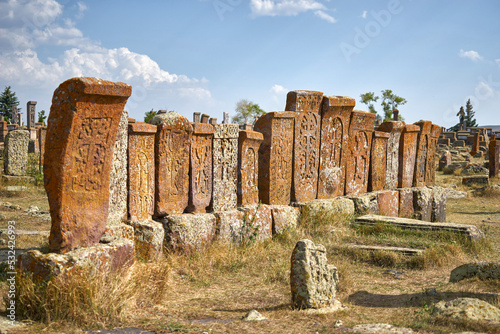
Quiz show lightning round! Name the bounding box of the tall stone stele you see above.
[27,101,37,128]
[398,124,420,188]
[290,239,338,310]
[44,77,131,253]
[413,120,432,187]
[237,129,263,206]
[376,121,405,190]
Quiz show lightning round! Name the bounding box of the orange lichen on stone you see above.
[368,131,390,192]
[44,77,131,253]
[238,130,263,206]
[285,90,324,114]
[398,124,420,188]
[413,121,432,187]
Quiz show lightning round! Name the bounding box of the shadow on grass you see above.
[347,290,499,308]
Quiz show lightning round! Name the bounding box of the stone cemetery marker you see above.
[290,239,338,309]
[489,140,499,178]
[317,96,355,199]
[212,124,239,211]
[376,121,405,190]
[223,112,230,124]
[398,124,420,188]
[292,111,321,202]
[285,90,324,114]
[128,121,157,221]
[44,77,131,253]
[238,129,263,206]
[254,112,295,205]
[27,101,37,128]
[0,121,8,142]
[201,114,210,123]
[368,131,390,192]
[107,111,128,225]
[4,130,29,176]
[11,105,19,126]
[345,110,375,195]
[209,118,217,125]
[150,112,193,216]
[471,132,480,157]
[193,112,201,123]
[188,123,214,213]
[413,121,432,187]
[38,126,47,171]
[438,151,452,171]
[426,124,443,186]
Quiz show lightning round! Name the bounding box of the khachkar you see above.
[212,124,239,212]
[426,124,443,186]
[285,90,324,114]
[345,110,375,195]
[44,77,131,253]
[128,121,157,221]
[376,121,405,190]
[489,140,499,178]
[188,122,214,213]
[317,96,355,199]
[150,112,193,216]
[11,105,20,126]
[254,112,295,205]
[413,121,432,187]
[27,101,37,128]
[238,129,263,206]
[398,124,420,188]
[368,131,390,192]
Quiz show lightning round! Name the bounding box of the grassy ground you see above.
[0,156,499,333]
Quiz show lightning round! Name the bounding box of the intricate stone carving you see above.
[44,77,131,253]
[285,90,324,114]
[426,124,443,186]
[368,131,390,192]
[489,140,499,178]
[376,121,405,190]
[254,112,295,205]
[413,121,432,187]
[398,124,420,188]
[238,130,263,206]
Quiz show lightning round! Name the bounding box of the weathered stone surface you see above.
[354,215,485,240]
[4,130,29,176]
[290,239,338,309]
[44,77,131,253]
[412,187,432,222]
[127,220,164,262]
[271,205,300,235]
[254,112,295,205]
[237,130,263,207]
[128,122,157,221]
[462,175,489,187]
[216,205,272,243]
[413,121,432,187]
[300,197,355,223]
[160,213,216,252]
[489,140,499,178]
[438,151,452,171]
[292,111,321,202]
[28,139,37,153]
[150,112,192,216]
[346,324,414,334]
[461,163,488,176]
[285,90,323,114]
[215,210,244,243]
[431,186,447,222]
[37,126,47,172]
[317,96,354,199]
[349,193,378,215]
[107,110,128,225]
[188,123,214,213]
[433,298,500,323]
[453,139,465,147]
[26,101,36,128]
[345,110,375,195]
[398,124,420,188]
[100,224,135,243]
[0,121,8,142]
[450,262,500,282]
[426,124,443,186]
[368,131,390,192]
[242,309,268,321]
[18,238,135,281]
[377,190,399,217]
[398,188,414,218]
[212,124,239,212]
[471,132,480,156]
[376,121,405,190]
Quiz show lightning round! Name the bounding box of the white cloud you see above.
[0,0,62,28]
[76,2,88,19]
[475,81,494,100]
[362,10,367,19]
[270,84,287,95]
[250,0,325,17]
[314,10,336,23]
[459,49,482,61]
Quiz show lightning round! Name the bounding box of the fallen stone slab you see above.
[353,215,484,240]
[87,328,157,334]
[346,244,424,256]
[462,175,489,187]
[450,262,500,282]
[345,323,414,333]
[433,298,500,323]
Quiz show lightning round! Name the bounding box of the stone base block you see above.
[398,188,414,219]
[412,187,432,222]
[160,214,216,252]
[217,205,272,244]
[17,238,135,281]
[128,220,164,262]
[349,193,378,216]
[271,205,300,235]
[100,224,134,243]
[299,197,355,224]
[462,175,489,187]
[431,186,447,222]
[376,190,399,217]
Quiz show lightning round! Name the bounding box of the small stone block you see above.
[128,220,164,262]
[285,90,324,114]
[377,190,399,217]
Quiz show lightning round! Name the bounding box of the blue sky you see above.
[0,0,499,128]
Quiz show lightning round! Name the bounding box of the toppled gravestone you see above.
[450,262,500,282]
[433,298,500,323]
[290,239,339,309]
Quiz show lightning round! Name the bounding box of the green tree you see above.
[144,109,157,123]
[232,99,265,125]
[0,86,20,120]
[359,92,379,114]
[38,109,47,124]
[465,98,478,127]
[360,90,406,121]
